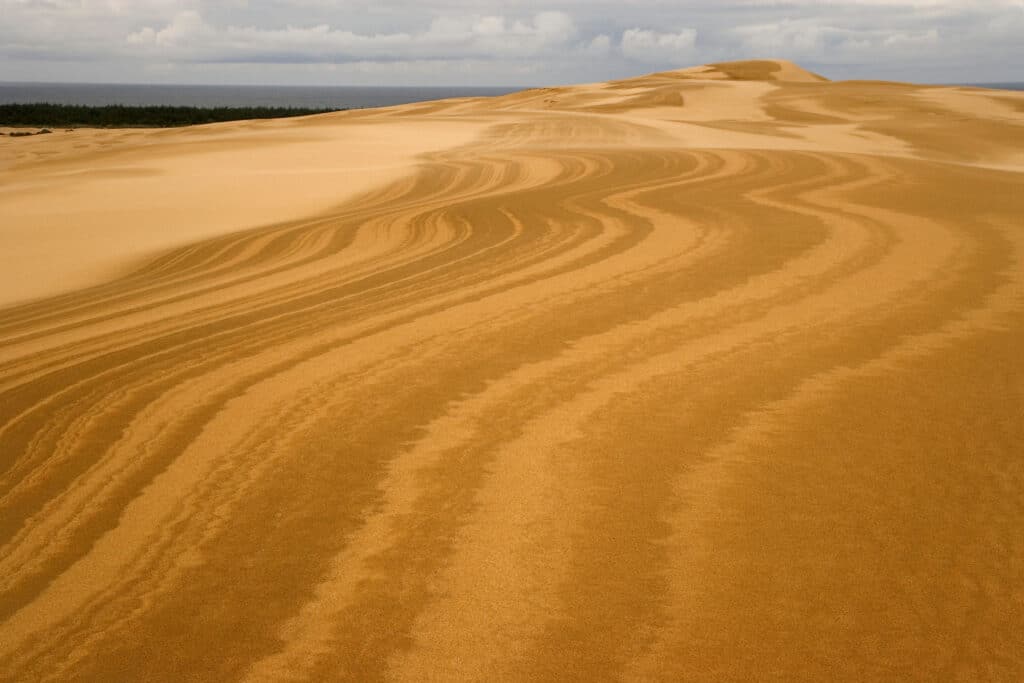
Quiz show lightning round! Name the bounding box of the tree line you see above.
[0,103,344,128]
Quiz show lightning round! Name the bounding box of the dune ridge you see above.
[1,59,1023,681]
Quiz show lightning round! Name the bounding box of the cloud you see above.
[731,19,839,59]
[883,28,939,47]
[730,18,948,62]
[620,28,698,63]
[127,10,214,47]
[1,1,1023,84]
[585,34,613,57]
[124,10,580,62]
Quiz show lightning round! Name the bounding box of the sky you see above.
[1,1,1021,86]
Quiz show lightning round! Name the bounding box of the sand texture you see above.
[1,59,1023,681]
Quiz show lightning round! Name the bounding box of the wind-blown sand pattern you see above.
[2,59,1023,681]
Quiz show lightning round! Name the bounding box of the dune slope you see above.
[1,60,1023,681]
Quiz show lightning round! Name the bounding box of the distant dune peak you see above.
[660,59,830,83]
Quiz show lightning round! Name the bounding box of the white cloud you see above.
[127,10,214,47]
[2,1,1023,84]
[621,28,698,63]
[730,18,948,62]
[731,19,836,59]
[883,28,939,47]
[585,34,613,57]
[125,10,579,61]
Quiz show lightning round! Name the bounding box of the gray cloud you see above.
[122,10,583,62]
[1,1,1021,85]
[621,28,698,64]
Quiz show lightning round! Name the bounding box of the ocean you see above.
[965,82,1024,91]
[0,81,1019,111]
[0,82,522,109]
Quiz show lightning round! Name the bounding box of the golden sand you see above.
[1,59,1023,681]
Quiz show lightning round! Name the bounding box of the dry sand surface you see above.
[1,59,1023,681]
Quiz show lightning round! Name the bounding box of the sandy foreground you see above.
[1,59,1023,681]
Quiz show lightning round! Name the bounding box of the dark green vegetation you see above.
[0,103,343,128]
[6,129,51,137]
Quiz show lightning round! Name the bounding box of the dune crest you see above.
[1,61,1023,681]
[663,58,829,82]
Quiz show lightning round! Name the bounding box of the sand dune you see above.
[1,59,1023,681]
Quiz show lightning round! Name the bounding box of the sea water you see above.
[0,82,521,109]
[1,81,1019,110]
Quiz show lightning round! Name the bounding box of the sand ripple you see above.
[2,60,1023,681]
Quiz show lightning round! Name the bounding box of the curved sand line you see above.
[1,60,1023,681]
